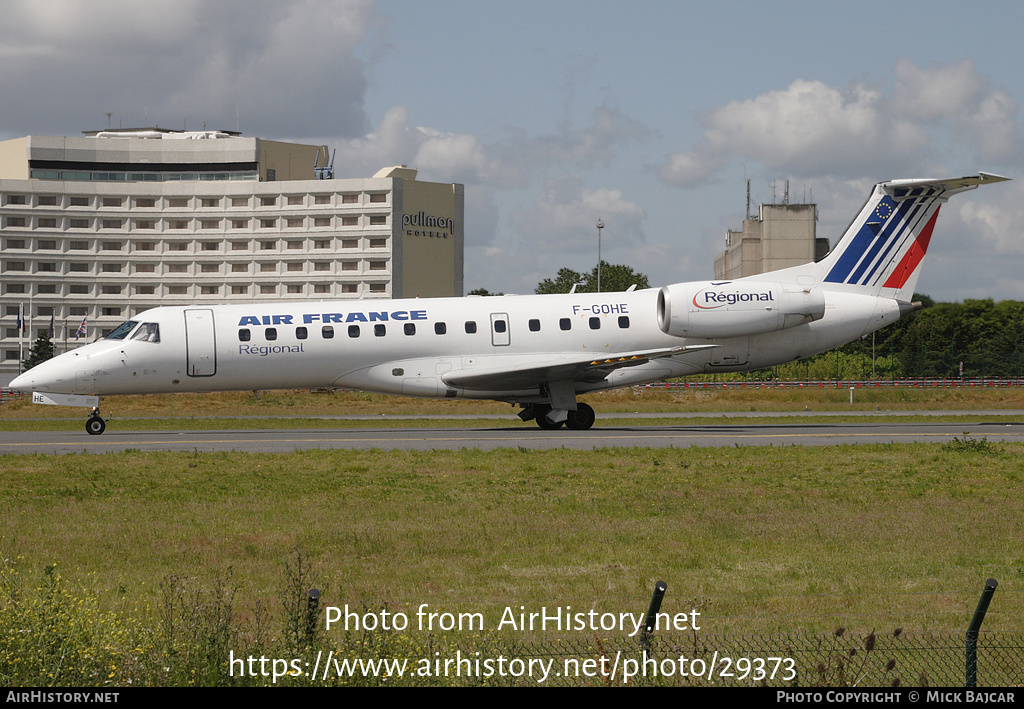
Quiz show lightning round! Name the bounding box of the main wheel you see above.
[565,402,595,430]
[534,406,564,430]
[86,416,106,435]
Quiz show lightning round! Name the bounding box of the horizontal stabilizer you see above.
[882,172,1010,197]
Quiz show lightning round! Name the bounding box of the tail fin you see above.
[818,173,1009,301]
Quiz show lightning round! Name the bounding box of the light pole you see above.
[596,218,604,292]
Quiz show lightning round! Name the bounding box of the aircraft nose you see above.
[8,358,72,393]
[8,371,30,392]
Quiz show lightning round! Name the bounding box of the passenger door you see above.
[184,309,217,377]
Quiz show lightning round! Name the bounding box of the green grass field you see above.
[3,443,1021,636]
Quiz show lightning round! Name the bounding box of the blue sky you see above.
[2,0,1022,301]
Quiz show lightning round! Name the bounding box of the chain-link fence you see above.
[486,631,1023,687]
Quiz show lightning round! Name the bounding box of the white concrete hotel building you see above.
[0,129,464,383]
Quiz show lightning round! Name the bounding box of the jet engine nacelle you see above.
[657,281,826,339]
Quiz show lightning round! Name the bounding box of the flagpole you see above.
[18,302,24,374]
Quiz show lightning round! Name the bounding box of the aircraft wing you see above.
[441,344,717,391]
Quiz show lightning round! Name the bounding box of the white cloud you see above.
[511,177,647,253]
[892,59,1023,165]
[661,78,927,183]
[0,0,376,138]
[891,59,983,120]
[956,180,1024,256]
[656,148,725,188]
[658,60,1024,186]
[333,103,653,189]
[957,89,1023,164]
[331,106,424,177]
[331,106,496,183]
[0,0,204,53]
[413,128,495,184]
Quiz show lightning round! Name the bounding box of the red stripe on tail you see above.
[882,206,940,289]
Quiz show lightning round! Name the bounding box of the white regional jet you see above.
[10,173,1009,435]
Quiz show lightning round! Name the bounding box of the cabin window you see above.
[374,324,386,337]
[465,321,477,334]
[296,327,307,340]
[618,316,630,329]
[494,320,507,334]
[559,318,571,331]
[348,325,360,338]
[322,326,334,339]
[434,322,447,335]
[404,323,416,336]
[265,328,277,341]
[529,319,540,332]
[589,317,600,330]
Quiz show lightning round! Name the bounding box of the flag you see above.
[16,303,24,335]
[49,313,55,339]
[76,317,87,340]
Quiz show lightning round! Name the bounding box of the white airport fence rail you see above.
[637,378,1024,390]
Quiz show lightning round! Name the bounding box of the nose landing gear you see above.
[86,406,106,435]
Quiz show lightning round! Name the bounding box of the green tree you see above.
[535,261,650,294]
[466,287,503,296]
[762,295,1024,381]
[536,267,586,295]
[22,333,55,371]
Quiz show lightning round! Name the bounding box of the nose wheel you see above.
[86,407,106,435]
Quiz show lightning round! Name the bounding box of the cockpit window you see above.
[105,320,139,340]
[130,323,160,343]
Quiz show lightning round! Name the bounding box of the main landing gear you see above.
[86,406,106,435]
[520,402,596,431]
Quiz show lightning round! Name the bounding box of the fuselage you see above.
[10,283,893,404]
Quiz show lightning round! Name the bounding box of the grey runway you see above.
[3,417,1022,454]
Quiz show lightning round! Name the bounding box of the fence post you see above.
[966,578,997,687]
[639,580,667,653]
[306,588,321,646]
